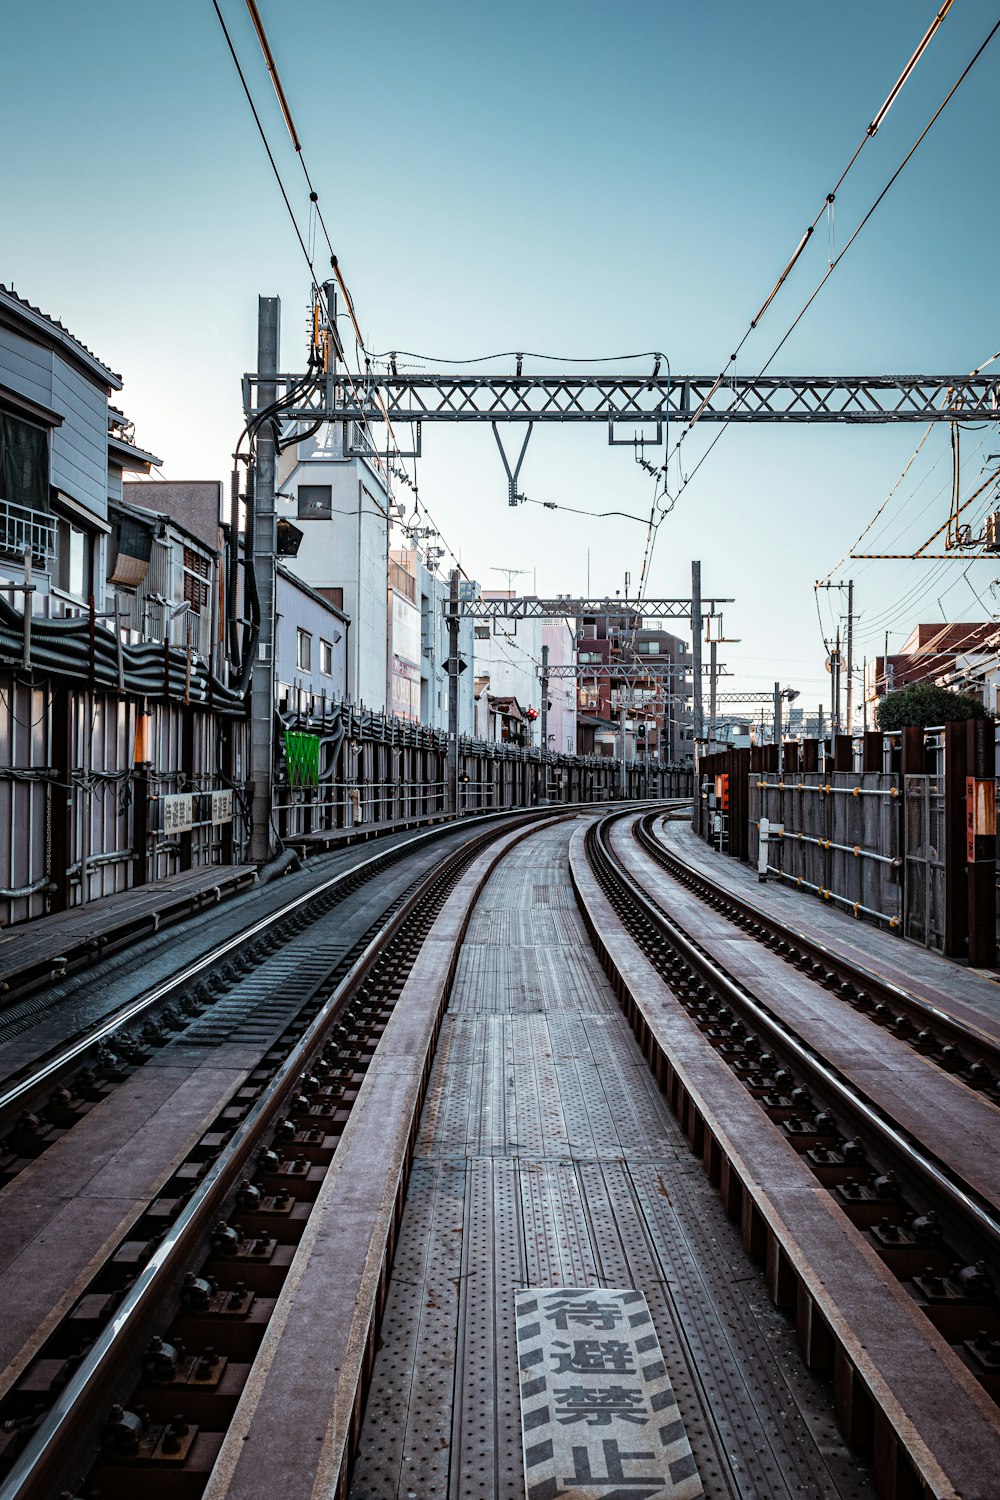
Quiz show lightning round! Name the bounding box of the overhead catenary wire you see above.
[651,4,989,533]
[368,348,669,368]
[521,497,654,525]
[665,0,957,473]
[209,0,318,282]
[847,431,991,600]
[816,427,998,662]
[213,0,467,579]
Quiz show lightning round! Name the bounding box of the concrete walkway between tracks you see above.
[342,819,870,1500]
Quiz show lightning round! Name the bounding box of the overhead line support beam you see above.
[244,372,1000,426]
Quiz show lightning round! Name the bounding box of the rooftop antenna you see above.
[491,565,528,594]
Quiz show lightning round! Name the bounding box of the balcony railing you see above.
[0,498,57,564]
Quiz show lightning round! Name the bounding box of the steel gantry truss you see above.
[244,370,1000,428]
[716,690,799,704]
[452,596,733,621]
[545,663,727,679]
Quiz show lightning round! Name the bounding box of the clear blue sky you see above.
[3,0,999,707]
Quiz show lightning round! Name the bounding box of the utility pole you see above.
[709,637,718,751]
[816,578,853,736]
[845,577,855,734]
[249,295,279,864]
[539,642,549,802]
[619,693,628,798]
[691,559,703,747]
[447,567,460,814]
[773,681,782,770]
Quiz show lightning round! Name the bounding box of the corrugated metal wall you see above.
[748,771,902,926]
[0,672,242,926]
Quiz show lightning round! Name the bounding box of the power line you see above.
[521,497,653,525]
[368,348,668,368]
[209,0,318,281]
[664,1,956,475]
[654,5,990,521]
[212,0,468,578]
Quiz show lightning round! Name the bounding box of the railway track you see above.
[583,810,1000,1414]
[633,811,1000,1099]
[0,802,677,1500]
[0,807,602,1190]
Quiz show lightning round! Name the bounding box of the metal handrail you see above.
[0,498,56,562]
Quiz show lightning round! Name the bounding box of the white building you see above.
[275,565,349,714]
[472,593,543,744]
[542,617,577,754]
[388,549,422,722]
[277,423,390,712]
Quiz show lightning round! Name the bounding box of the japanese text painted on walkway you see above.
[515,1287,702,1500]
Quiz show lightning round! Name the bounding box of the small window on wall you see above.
[57,519,93,599]
[182,547,211,608]
[0,411,49,510]
[320,638,333,675]
[297,628,312,670]
[297,484,332,519]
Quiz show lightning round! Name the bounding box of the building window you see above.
[56,518,93,599]
[475,625,490,640]
[320,638,333,675]
[579,651,602,664]
[637,640,661,655]
[182,547,211,608]
[296,628,312,670]
[0,411,49,511]
[297,484,332,519]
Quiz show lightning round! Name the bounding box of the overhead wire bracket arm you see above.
[491,421,534,507]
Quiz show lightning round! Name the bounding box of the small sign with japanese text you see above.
[162,793,193,835]
[515,1286,702,1500]
[211,790,234,826]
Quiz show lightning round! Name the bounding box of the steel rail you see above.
[0,806,567,1500]
[0,800,681,1497]
[588,812,1000,1261]
[0,803,614,1129]
[633,812,1000,1083]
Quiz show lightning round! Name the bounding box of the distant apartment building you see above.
[866,622,1000,716]
[541,616,577,754]
[472,593,543,745]
[277,422,390,712]
[575,604,691,760]
[388,549,422,721]
[415,558,476,736]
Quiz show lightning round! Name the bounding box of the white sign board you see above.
[162,793,194,835]
[515,1286,702,1500]
[211,789,234,826]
